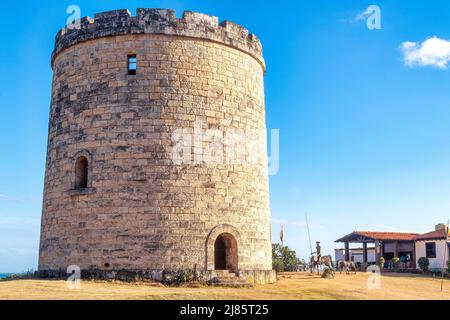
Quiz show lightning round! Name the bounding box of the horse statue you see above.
[337,260,357,274]
[310,254,334,276]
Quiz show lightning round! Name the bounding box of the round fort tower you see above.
[39,8,274,284]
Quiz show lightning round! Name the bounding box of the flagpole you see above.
[441,219,449,292]
[280,225,284,247]
[305,212,313,257]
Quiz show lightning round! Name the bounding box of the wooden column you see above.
[363,242,368,263]
[394,241,399,258]
[345,241,350,261]
[375,240,381,260]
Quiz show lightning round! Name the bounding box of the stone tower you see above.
[39,8,275,284]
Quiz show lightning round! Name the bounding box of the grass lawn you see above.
[0,272,448,300]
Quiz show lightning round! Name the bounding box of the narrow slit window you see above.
[75,156,88,189]
[128,54,137,75]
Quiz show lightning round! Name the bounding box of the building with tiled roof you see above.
[335,223,449,271]
[414,224,450,271]
[414,227,449,241]
[335,231,419,242]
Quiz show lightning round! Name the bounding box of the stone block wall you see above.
[39,9,273,282]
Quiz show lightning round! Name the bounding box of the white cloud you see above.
[400,36,450,69]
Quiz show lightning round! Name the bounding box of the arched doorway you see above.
[214,233,238,271]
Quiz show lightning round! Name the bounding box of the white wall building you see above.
[414,224,450,272]
[335,247,376,264]
[335,223,449,271]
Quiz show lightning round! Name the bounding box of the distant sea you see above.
[0,273,11,279]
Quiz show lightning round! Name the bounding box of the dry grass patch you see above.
[0,272,448,300]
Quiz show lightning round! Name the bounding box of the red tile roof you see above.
[336,228,450,243]
[335,231,419,242]
[354,231,419,241]
[414,228,449,241]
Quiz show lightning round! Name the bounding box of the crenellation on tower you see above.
[183,11,219,27]
[52,8,265,71]
[93,9,132,20]
[137,9,177,29]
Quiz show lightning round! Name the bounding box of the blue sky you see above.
[1,0,450,272]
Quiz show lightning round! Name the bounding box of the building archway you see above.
[214,233,238,271]
[206,224,241,271]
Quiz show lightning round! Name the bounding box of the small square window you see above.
[128,55,137,75]
[425,242,436,259]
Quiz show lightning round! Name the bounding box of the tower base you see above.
[37,269,277,285]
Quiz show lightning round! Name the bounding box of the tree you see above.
[418,257,429,273]
[282,246,300,272]
[272,256,284,273]
[377,256,385,271]
[272,244,300,272]
[391,257,401,272]
[272,244,284,272]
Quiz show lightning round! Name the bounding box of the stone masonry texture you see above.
[39,8,275,284]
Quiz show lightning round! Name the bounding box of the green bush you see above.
[391,257,401,271]
[273,257,284,273]
[447,260,450,273]
[377,257,385,270]
[418,257,429,273]
[272,244,300,273]
[161,270,198,285]
[321,267,334,279]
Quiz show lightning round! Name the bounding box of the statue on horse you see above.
[309,241,334,277]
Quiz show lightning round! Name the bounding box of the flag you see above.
[280,225,284,246]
